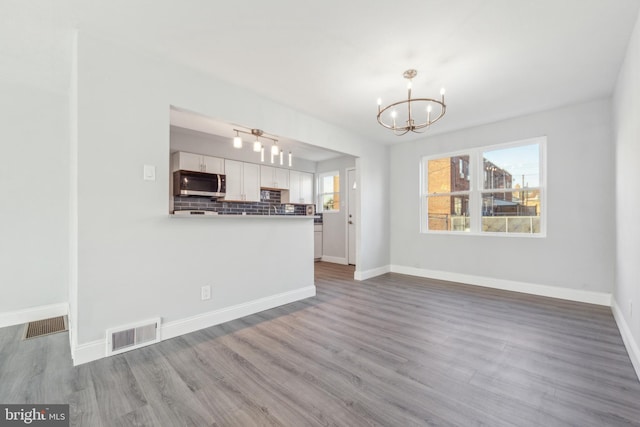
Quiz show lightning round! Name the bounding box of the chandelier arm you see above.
[393,128,411,136]
[377,98,446,133]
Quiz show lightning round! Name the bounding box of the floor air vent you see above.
[106,317,161,356]
[23,316,68,340]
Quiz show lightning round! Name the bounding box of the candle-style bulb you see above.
[377,97,382,106]
[440,87,446,95]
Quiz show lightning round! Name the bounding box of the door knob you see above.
[348,221,353,224]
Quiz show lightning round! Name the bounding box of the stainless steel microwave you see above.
[173,170,226,198]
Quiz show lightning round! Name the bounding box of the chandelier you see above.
[376,69,446,135]
[232,128,292,167]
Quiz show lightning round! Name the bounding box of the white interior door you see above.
[347,168,356,265]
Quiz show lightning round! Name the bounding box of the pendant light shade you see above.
[233,131,242,149]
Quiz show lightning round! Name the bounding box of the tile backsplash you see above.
[174,189,319,218]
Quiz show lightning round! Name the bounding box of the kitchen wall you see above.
[390,98,615,303]
[612,8,640,377]
[71,31,390,361]
[316,156,357,263]
[0,5,71,326]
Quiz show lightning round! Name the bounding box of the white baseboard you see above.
[389,265,612,306]
[71,285,316,366]
[321,255,348,265]
[71,339,104,366]
[0,302,68,328]
[354,265,391,281]
[162,285,315,340]
[611,299,640,382]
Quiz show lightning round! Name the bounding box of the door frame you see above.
[346,167,357,265]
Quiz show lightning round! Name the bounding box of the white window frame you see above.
[317,170,340,213]
[420,136,546,237]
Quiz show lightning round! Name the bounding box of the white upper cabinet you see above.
[201,156,225,174]
[224,160,260,202]
[300,172,313,204]
[260,165,290,190]
[172,152,224,174]
[289,170,314,204]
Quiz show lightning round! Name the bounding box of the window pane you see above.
[483,144,539,190]
[322,175,335,192]
[318,171,340,213]
[482,190,541,233]
[322,193,340,211]
[427,155,470,193]
[427,195,470,231]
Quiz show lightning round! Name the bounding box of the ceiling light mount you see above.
[377,69,446,136]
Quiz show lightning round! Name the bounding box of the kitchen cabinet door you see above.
[300,172,313,204]
[243,162,260,202]
[224,160,260,202]
[172,152,202,172]
[260,165,276,188]
[314,224,323,259]
[261,165,290,189]
[289,170,314,204]
[274,167,290,189]
[202,155,224,174]
[289,170,302,203]
[172,152,224,173]
[224,160,244,201]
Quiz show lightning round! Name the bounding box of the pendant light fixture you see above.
[231,128,293,166]
[376,69,446,135]
[233,130,243,149]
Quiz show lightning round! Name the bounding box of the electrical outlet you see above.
[201,285,211,301]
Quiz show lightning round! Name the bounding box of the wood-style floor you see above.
[1,262,640,426]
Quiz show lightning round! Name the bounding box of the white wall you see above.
[390,99,614,300]
[612,9,640,377]
[73,32,390,352]
[316,156,357,263]
[0,4,71,323]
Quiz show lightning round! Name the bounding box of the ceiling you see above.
[17,1,640,145]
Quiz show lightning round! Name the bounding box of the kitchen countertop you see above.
[170,212,320,219]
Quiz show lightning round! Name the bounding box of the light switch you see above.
[143,164,156,181]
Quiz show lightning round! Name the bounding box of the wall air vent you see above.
[106,317,161,356]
